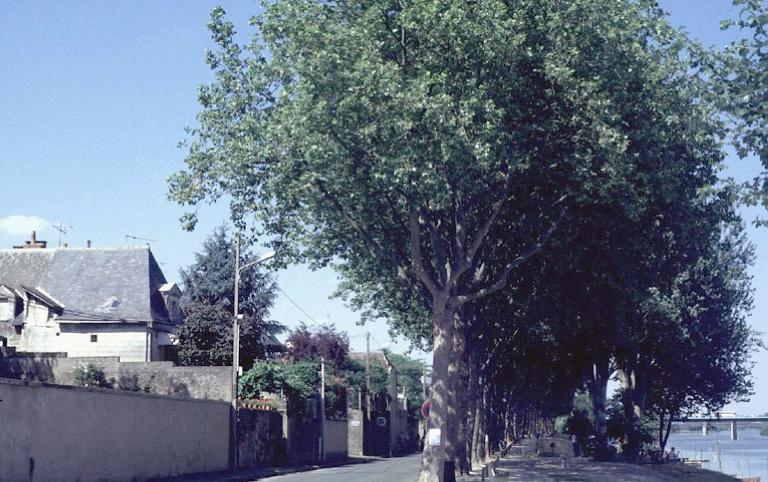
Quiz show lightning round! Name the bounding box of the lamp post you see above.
[231,231,275,468]
[319,356,326,462]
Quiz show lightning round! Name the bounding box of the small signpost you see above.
[376,416,387,427]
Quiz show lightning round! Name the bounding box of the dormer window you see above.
[158,283,182,323]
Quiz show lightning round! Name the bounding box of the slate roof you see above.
[0,247,173,324]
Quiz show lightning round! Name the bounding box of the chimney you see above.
[13,231,48,249]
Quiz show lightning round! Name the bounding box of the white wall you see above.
[57,324,148,361]
[16,300,59,353]
[0,299,14,320]
[0,378,230,482]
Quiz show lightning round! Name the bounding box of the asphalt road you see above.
[255,454,422,482]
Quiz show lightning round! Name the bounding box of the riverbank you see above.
[459,437,738,481]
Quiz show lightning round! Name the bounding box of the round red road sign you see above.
[421,399,431,420]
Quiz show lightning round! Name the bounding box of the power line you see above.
[276,286,322,326]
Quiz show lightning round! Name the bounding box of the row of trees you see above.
[169,1,766,481]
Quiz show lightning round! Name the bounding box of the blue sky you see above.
[0,1,765,411]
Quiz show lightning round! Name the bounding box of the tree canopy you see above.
[170,1,762,479]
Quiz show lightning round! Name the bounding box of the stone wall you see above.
[237,408,287,468]
[0,355,232,401]
[0,377,230,482]
[286,414,322,465]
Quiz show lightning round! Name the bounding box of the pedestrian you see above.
[571,434,581,457]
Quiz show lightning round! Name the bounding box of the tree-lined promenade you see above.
[168,1,768,481]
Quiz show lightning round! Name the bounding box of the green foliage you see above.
[565,393,595,438]
[714,2,768,200]
[239,361,286,398]
[180,225,277,320]
[342,357,390,408]
[385,351,427,409]
[177,226,284,369]
[176,302,239,366]
[168,2,760,473]
[644,219,758,452]
[73,364,111,388]
[239,360,320,415]
[283,361,320,400]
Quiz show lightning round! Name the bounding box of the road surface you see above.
[255,454,421,482]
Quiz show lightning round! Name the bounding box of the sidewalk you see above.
[150,456,385,482]
[457,438,738,482]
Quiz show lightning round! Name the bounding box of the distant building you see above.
[0,233,181,362]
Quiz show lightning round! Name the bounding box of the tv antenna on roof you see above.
[52,223,73,247]
[124,235,159,247]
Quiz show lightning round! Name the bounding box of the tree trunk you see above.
[657,410,665,452]
[471,381,484,468]
[661,413,673,452]
[445,313,465,479]
[418,299,456,482]
[454,330,471,475]
[588,359,610,452]
[619,359,650,463]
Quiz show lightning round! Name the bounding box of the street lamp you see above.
[231,231,275,468]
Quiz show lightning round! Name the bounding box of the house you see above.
[0,233,181,362]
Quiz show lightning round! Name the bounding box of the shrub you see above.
[72,363,111,388]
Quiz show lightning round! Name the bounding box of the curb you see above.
[152,456,388,482]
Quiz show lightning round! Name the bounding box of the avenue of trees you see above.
[169,1,766,481]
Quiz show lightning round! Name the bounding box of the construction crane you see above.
[124,235,158,247]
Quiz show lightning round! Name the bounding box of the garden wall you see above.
[0,354,232,401]
[0,377,230,482]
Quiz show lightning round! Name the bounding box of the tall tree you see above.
[645,220,757,453]
[169,2,741,479]
[176,226,282,368]
[285,322,350,372]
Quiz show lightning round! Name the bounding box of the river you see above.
[668,428,768,480]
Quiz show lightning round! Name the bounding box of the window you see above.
[90,334,98,343]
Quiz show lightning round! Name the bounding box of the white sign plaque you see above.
[427,428,441,446]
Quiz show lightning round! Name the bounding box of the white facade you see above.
[12,298,162,362]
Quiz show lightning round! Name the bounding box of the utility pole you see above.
[422,362,427,400]
[320,356,326,461]
[366,332,371,419]
[233,232,241,400]
[231,232,241,469]
[230,237,274,470]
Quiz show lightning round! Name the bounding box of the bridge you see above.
[675,416,768,440]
